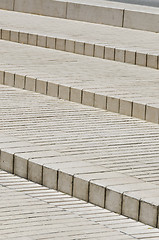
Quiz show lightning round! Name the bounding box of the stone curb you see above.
[0,28,159,71]
[0,0,159,32]
[0,146,159,228]
[0,69,159,125]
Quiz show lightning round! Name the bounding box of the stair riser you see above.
[0,0,159,32]
[0,29,158,70]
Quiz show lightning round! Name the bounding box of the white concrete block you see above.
[122,194,139,220]
[0,149,14,173]
[47,36,56,49]
[59,85,70,100]
[2,29,10,41]
[0,0,14,10]
[107,96,119,113]
[47,81,59,97]
[0,70,4,84]
[89,182,105,208]
[125,50,136,65]
[75,41,84,55]
[82,90,94,107]
[25,76,36,91]
[28,160,42,184]
[37,35,47,47]
[43,166,58,189]
[28,33,37,46]
[146,105,159,124]
[106,188,122,214]
[14,0,67,18]
[120,99,132,116]
[94,93,106,109]
[56,38,65,51]
[15,74,25,89]
[4,72,14,87]
[147,54,158,69]
[58,170,73,195]
[65,39,75,53]
[133,102,146,120]
[10,30,19,43]
[85,43,94,57]
[139,200,157,227]
[136,52,147,67]
[94,45,104,59]
[70,87,82,104]
[105,46,115,60]
[19,32,28,44]
[36,79,47,95]
[67,2,123,27]
[115,48,125,62]
[14,154,28,179]
[73,176,89,201]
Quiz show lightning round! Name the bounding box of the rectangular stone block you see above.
[47,81,59,97]
[0,149,14,173]
[59,85,70,101]
[125,50,136,65]
[58,170,73,195]
[10,30,19,42]
[107,96,119,113]
[70,87,82,104]
[15,74,25,89]
[65,39,75,53]
[43,166,58,189]
[28,160,42,184]
[94,93,106,109]
[14,0,67,18]
[94,45,104,59]
[67,3,123,27]
[25,76,36,91]
[19,32,28,44]
[147,54,158,69]
[139,200,157,227]
[105,46,115,60]
[36,79,47,95]
[75,41,84,55]
[89,181,105,208]
[133,102,146,120]
[105,187,122,214]
[2,29,10,41]
[0,0,14,10]
[119,99,132,116]
[124,10,159,33]
[136,52,147,67]
[47,36,55,49]
[85,43,94,57]
[37,35,47,47]
[56,38,65,51]
[14,154,28,179]
[73,176,89,201]
[122,194,139,220]
[4,72,15,86]
[115,48,125,62]
[82,90,95,107]
[28,33,37,46]
[146,105,159,124]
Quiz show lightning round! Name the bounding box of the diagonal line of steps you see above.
[0,9,158,70]
[0,40,159,123]
[2,169,159,240]
[1,0,159,32]
[0,85,159,228]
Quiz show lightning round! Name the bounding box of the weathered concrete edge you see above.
[0,0,159,32]
[0,144,159,228]
[0,28,158,72]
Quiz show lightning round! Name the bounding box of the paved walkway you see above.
[0,40,159,123]
[1,85,159,227]
[1,169,159,240]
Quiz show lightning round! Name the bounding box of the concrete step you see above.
[0,10,159,70]
[1,0,159,33]
[0,40,159,124]
[1,85,159,228]
[1,169,159,240]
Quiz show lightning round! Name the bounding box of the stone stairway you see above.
[0,0,159,234]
